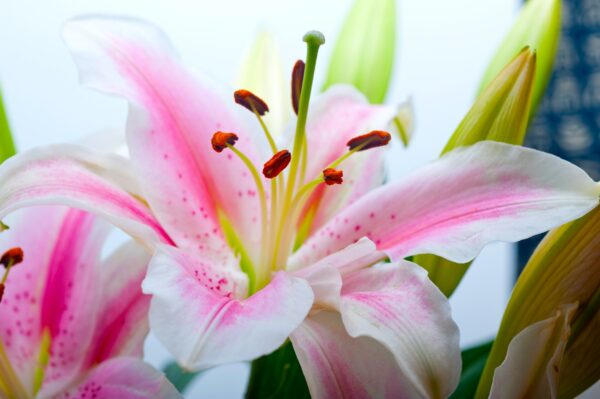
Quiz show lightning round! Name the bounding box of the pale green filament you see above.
[252,108,278,154]
[226,144,269,290]
[0,339,30,399]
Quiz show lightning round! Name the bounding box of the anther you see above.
[323,168,343,185]
[234,89,269,116]
[347,130,392,151]
[263,150,292,179]
[291,60,305,115]
[211,131,239,153]
[0,283,4,303]
[1,247,24,268]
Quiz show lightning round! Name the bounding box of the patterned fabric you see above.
[518,0,600,275]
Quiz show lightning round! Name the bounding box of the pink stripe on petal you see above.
[84,242,151,366]
[290,311,414,399]
[0,145,173,247]
[339,261,461,398]
[142,246,313,370]
[63,16,264,259]
[300,86,397,234]
[291,142,599,268]
[56,357,181,399]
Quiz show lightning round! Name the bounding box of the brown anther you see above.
[263,150,292,179]
[211,131,239,153]
[347,130,392,151]
[1,247,24,268]
[234,89,269,116]
[323,168,343,185]
[0,283,4,303]
[291,60,305,115]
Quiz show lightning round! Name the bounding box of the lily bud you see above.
[443,47,536,153]
[476,207,600,398]
[323,0,396,104]
[236,31,288,135]
[478,0,560,112]
[415,48,537,297]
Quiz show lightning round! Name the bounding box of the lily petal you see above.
[290,311,416,399]
[0,207,111,394]
[489,303,577,399]
[340,262,461,398]
[141,246,313,370]
[291,141,599,267]
[63,16,262,257]
[300,85,399,236]
[59,357,181,399]
[0,145,172,246]
[84,241,151,366]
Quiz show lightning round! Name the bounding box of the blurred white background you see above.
[1,0,522,397]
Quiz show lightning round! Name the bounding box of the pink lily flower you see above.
[0,16,598,397]
[0,207,180,398]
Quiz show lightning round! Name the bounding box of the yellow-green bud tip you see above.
[303,30,325,46]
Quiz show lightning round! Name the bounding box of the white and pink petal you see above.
[339,261,461,398]
[290,311,417,399]
[291,141,600,267]
[56,357,181,399]
[63,16,264,259]
[0,145,172,247]
[141,246,313,370]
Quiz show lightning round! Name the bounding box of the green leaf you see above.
[478,0,560,112]
[0,88,16,163]
[323,0,396,104]
[245,341,309,399]
[163,362,203,393]
[450,340,494,399]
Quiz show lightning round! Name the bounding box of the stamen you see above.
[211,131,239,153]
[234,89,269,116]
[234,90,277,154]
[323,168,343,185]
[347,130,392,151]
[291,60,305,115]
[0,248,23,269]
[0,248,23,304]
[263,150,291,179]
[0,221,8,232]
